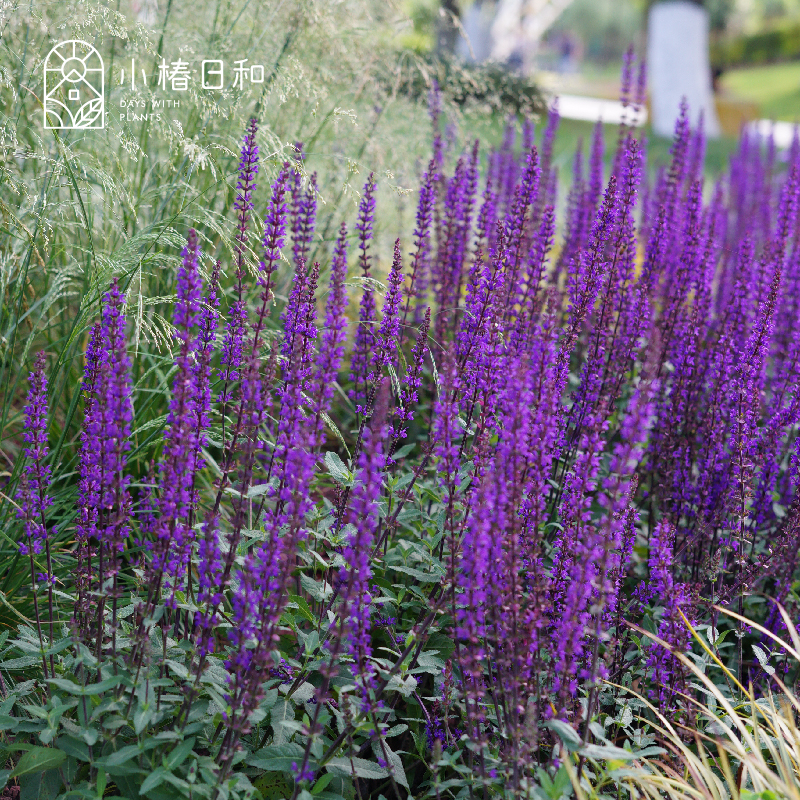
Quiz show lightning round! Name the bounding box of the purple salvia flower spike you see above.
[370,238,404,381]
[556,140,586,281]
[405,162,436,330]
[252,165,290,357]
[148,229,206,603]
[432,155,467,342]
[450,141,481,313]
[503,146,541,311]
[585,120,605,226]
[16,351,55,672]
[309,222,350,449]
[75,323,103,630]
[292,165,317,271]
[634,56,647,111]
[350,174,378,418]
[94,278,135,582]
[17,352,53,560]
[233,117,259,288]
[219,119,259,398]
[474,176,498,256]
[192,261,220,477]
[645,521,695,710]
[612,47,635,176]
[338,388,389,709]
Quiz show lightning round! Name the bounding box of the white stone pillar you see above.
[647,1,720,138]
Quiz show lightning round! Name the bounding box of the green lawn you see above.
[720,61,800,121]
[460,110,738,188]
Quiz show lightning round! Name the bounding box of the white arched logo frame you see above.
[44,39,105,130]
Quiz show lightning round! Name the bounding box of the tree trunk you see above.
[437,0,461,56]
[647,0,720,137]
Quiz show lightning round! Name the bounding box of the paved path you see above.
[556,94,647,127]
[557,94,799,151]
[745,119,798,149]
[554,93,647,126]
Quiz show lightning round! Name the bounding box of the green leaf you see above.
[324,452,353,486]
[56,735,90,762]
[579,743,637,761]
[114,774,145,798]
[544,720,581,750]
[246,481,276,499]
[270,700,296,747]
[10,746,66,777]
[300,575,334,603]
[311,773,334,795]
[384,674,417,697]
[254,770,295,799]
[742,791,780,800]
[164,738,195,770]
[634,746,666,758]
[248,743,305,772]
[43,638,75,657]
[288,594,315,624]
[46,675,125,695]
[370,741,408,788]
[18,768,62,800]
[411,650,445,675]
[1,655,40,669]
[392,443,416,460]
[134,705,154,735]
[389,564,443,583]
[140,767,167,794]
[103,744,144,767]
[325,757,389,781]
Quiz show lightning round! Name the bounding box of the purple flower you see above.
[370,238,404,381]
[194,261,220,459]
[404,162,436,330]
[224,356,316,740]
[337,399,388,709]
[75,323,104,626]
[219,120,259,395]
[309,222,350,448]
[350,174,378,417]
[292,761,316,783]
[549,419,608,699]
[505,147,541,298]
[433,154,470,341]
[93,279,134,572]
[16,352,52,558]
[148,230,207,602]
[291,162,317,270]
[645,521,694,708]
[474,178,498,256]
[233,117,259,286]
[251,165,290,358]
